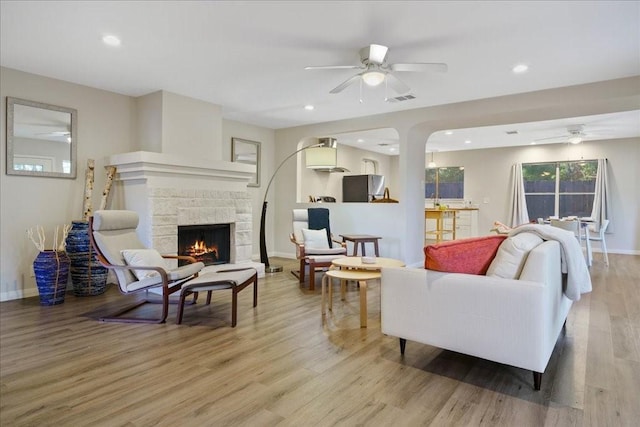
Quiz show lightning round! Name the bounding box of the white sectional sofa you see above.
[381,240,572,390]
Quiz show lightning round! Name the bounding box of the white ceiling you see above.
[2,1,639,151]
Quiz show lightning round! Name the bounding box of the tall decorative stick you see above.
[53,226,59,253]
[98,166,117,211]
[83,159,95,221]
[27,226,45,251]
[58,224,71,251]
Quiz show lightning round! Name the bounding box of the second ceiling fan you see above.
[305,44,448,95]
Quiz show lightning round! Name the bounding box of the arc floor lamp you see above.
[259,141,336,273]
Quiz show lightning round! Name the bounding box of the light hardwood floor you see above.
[1,254,639,426]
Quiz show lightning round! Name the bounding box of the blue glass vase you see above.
[33,250,70,306]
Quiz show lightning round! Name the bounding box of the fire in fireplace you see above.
[178,224,231,266]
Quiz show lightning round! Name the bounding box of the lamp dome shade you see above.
[305,147,337,169]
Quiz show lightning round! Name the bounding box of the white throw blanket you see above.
[509,224,592,301]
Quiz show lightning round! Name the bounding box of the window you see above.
[425,166,464,199]
[14,163,44,172]
[523,160,597,219]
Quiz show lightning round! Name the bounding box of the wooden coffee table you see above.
[322,256,405,328]
[321,268,381,328]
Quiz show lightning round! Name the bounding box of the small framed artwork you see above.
[231,137,260,187]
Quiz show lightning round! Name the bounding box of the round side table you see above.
[321,268,381,328]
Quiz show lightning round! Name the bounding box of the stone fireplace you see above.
[107,151,264,276]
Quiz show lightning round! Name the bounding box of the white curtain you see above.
[590,158,610,232]
[509,163,530,227]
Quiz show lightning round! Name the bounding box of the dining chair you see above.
[550,219,580,239]
[581,219,610,266]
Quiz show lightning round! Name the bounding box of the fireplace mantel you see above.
[108,151,255,188]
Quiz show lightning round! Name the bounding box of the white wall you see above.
[221,119,276,260]
[162,91,222,162]
[425,138,640,253]
[1,67,136,300]
[136,91,162,152]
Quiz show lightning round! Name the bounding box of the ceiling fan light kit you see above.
[362,70,386,87]
[305,44,448,97]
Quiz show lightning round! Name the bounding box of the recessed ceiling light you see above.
[444,130,453,135]
[512,64,529,74]
[530,142,537,145]
[102,34,121,47]
[304,104,314,111]
[356,138,364,143]
[464,140,471,144]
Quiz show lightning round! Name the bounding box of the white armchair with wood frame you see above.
[289,208,346,290]
[89,210,257,326]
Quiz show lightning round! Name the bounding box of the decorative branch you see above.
[58,224,71,251]
[99,166,117,211]
[27,226,45,252]
[27,224,72,252]
[83,159,95,221]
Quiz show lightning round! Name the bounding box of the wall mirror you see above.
[231,137,260,187]
[6,97,77,178]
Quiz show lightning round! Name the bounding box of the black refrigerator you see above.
[342,174,385,202]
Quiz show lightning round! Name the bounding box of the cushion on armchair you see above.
[302,228,330,249]
[424,235,507,275]
[121,248,167,280]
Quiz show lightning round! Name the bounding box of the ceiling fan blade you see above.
[368,44,388,64]
[329,74,362,94]
[385,74,411,94]
[305,65,363,70]
[389,63,448,73]
[533,134,569,142]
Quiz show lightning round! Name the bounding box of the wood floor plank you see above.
[1,255,638,426]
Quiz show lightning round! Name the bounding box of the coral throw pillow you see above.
[424,235,508,275]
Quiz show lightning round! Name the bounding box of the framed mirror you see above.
[6,97,77,178]
[231,137,260,187]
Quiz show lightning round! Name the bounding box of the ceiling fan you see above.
[305,44,447,95]
[532,124,605,145]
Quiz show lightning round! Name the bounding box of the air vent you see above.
[378,143,390,146]
[505,130,518,135]
[387,94,416,103]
